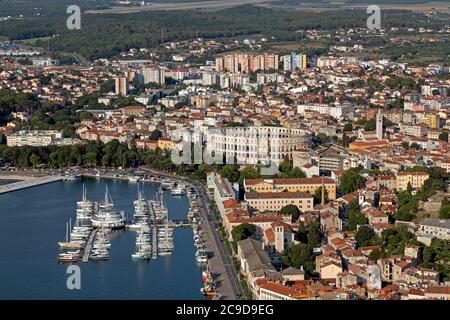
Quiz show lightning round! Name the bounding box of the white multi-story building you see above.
[7,130,63,147]
[297,103,352,119]
[418,219,450,240]
[205,126,311,165]
[317,56,340,68]
[399,123,426,137]
[142,66,165,85]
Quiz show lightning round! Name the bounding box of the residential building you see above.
[395,172,429,191]
[244,177,337,200]
[418,218,450,240]
[245,191,314,212]
[115,76,128,96]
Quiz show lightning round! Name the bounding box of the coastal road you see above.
[139,167,244,300]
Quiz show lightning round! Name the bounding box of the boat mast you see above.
[105,185,110,207]
[83,184,87,202]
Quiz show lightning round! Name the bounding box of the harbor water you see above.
[0,178,203,299]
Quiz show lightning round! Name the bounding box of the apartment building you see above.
[115,76,128,96]
[297,103,352,119]
[215,53,280,73]
[142,66,166,85]
[418,218,450,240]
[399,123,426,137]
[395,172,429,191]
[244,177,337,200]
[245,191,314,212]
[7,130,63,147]
[212,174,236,217]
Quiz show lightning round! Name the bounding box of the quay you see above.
[139,167,243,300]
[151,226,158,259]
[155,219,192,228]
[0,175,64,194]
[82,230,97,263]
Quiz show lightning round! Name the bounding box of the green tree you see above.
[150,129,162,141]
[355,226,376,248]
[29,153,40,169]
[278,161,306,178]
[439,198,450,219]
[346,199,368,230]
[231,223,256,249]
[341,133,350,148]
[307,222,321,249]
[238,166,260,185]
[282,243,315,274]
[313,186,329,205]
[296,221,308,243]
[438,132,449,143]
[422,246,434,267]
[85,151,98,167]
[280,204,301,221]
[340,171,365,195]
[220,164,240,183]
[343,123,353,132]
[369,249,382,262]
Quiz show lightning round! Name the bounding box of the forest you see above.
[0,5,444,61]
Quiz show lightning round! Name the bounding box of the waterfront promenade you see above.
[139,167,243,300]
[0,175,64,194]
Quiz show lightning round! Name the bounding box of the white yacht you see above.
[58,250,81,263]
[76,185,94,220]
[171,185,185,196]
[133,189,149,221]
[132,228,152,260]
[128,175,140,183]
[196,254,208,264]
[91,186,126,229]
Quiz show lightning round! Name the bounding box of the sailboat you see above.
[157,187,174,256]
[58,219,85,250]
[76,184,94,220]
[131,228,152,260]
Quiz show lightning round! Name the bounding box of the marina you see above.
[56,180,201,265]
[0,177,204,299]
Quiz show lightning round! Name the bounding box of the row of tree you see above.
[0,140,139,169]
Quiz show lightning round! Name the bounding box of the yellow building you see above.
[157,137,176,150]
[427,130,441,140]
[244,177,337,200]
[245,191,314,212]
[422,114,440,129]
[395,172,429,191]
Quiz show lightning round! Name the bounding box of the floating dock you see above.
[151,226,158,259]
[82,230,97,263]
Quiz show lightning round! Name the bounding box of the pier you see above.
[151,226,158,259]
[154,219,193,228]
[82,230,97,263]
[0,175,64,194]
